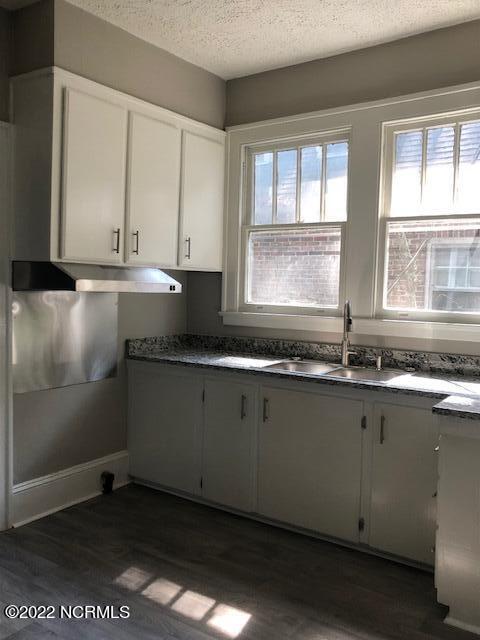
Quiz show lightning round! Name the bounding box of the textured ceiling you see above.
[2,0,480,79]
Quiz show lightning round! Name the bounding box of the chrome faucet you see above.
[341,300,356,367]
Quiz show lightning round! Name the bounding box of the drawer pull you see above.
[240,394,247,420]
[133,230,140,255]
[113,228,121,254]
[263,398,269,422]
[380,415,385,444]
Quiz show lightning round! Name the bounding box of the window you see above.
[242,134,349,313]
[428,241,480,312]
[381,116,480,320]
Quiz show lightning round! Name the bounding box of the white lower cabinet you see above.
[202,379,256,512]
[257,386,364,543]
[128,365,203,495]
[128,363,440,565]
[435,417,480,633]
[368,402,439,565]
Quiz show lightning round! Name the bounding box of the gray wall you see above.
[14,279,187,483]
[10,0,225,129]
[226,19,480,126]
[186,273,480,356]
[192,19,480,355]
[9,0,54,79]
[0,9,10,122]
[11,0,225,483]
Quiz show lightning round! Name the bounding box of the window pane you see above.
[276,149,297,224]
[384,218,480,313]
[457,122,480,213]
[325,142,348,221]
[469,269,480,287]
[390,131,422,216]
[300,146,322,223]
[247,227,341,308]
[423,126,455,213]
[254,152,273,225]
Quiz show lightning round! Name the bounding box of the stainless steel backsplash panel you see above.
[13,291,118,393]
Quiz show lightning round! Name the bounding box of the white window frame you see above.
[239,131,350,316]
[222,80,480,343]
[377,109,480,324]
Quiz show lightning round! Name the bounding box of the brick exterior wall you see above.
[386,221,480,310]
[248,220,480,312]
[248,228,341,307]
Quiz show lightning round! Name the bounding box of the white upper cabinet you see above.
[126,112,181,267]
[179,131,225,271]
[61,89,128,263]
[11,68,225,270]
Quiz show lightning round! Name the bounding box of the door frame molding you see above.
[0,121,12,530]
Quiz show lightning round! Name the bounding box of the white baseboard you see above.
[12,450,129,527]
[445,615,480,636]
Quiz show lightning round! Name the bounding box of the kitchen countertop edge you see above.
[127,351,480,420]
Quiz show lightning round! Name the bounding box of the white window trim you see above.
[222,79,480,341]
[377,109,480,324]
[239,221,346,316]
[239,130,350,315]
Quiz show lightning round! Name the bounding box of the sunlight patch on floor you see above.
[141,578,182,606]
[207,603,252,638]
[114,566,152,591]
[114,567,252,637]
[171,589,216,620]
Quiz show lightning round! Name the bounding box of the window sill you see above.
[220,311,480,342]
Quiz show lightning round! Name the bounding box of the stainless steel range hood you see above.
[12,261,182,293]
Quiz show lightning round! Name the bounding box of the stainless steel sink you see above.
[328,367,406,382]
[262,360,341,375]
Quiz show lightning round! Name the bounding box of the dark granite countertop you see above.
[127,347,480,420]
[432,395,480,420]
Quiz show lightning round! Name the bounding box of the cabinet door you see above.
[202,379,256,512]
[128,366,203,495]
[126,112,181,267]
[178,131,224,271]
[258,387,363,542]
[61,89,127,263]
[369,403,438,564]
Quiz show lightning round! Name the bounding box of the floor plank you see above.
[0,485,474,639]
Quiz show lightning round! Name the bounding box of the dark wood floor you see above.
[0,485,474,640]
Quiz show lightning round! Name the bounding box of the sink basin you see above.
[262,360,341,375]
[328,367,406,382]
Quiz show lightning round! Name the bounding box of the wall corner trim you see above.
[11,450,129,527]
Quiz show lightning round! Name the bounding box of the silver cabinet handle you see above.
[380,415,385,444]
[185,236,191,259]
[263,397,269,422]
[113,228,121,254]
[240,394,247,420]
[132,230,139,255]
